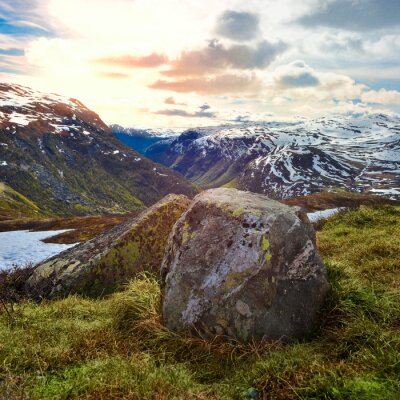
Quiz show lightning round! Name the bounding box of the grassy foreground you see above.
[1,206,399,399]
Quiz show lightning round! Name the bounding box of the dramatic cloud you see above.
[274,60,320,88]
[150,73,262,95]
[95,53,168,68]
[299,0,400,31]
[215,10,261,41]
[162,39,287,76]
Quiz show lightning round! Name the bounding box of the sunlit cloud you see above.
[150,73,262,95]
[161,39,287,77]
[96,71,130,79]
[95,53,168,69]
[164,96,187,106]
[361,88,400,105]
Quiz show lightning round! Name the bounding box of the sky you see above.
[1,0,400,127]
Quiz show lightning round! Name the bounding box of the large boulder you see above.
[161,188,329,342]
[27,194,191,298]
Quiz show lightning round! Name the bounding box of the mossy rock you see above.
[27,194,191,298]
[161,188,329,342]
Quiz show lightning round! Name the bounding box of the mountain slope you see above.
[0,182,42,220]
[143,115,400,199]
[0,84,197,216]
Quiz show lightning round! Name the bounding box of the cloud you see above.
[97,71,130,79]
[268,61,367,105]
[0,0,53,37]
[314,32,364,54]
[298,0,400,31]
[229,111,275,123]
[162,39,287,76]
[164,96,187,106]
[153,107,216,118]
[215,10,261,41]
[364,34,400,60]
[150,73,262,95]
[274,60,320,88]
[95,53,168,68]
[199,103,210,110]
[361,88,400,105]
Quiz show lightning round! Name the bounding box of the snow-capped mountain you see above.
[111,124,182,155]
[0,83,196,216]
[110,125,182,139]
[143,114,400,199]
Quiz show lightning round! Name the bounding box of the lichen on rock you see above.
[161,188,329,342]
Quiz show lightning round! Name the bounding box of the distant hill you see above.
[111,125,181,155]
[0,84,196,216]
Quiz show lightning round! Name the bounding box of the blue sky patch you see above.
[0,48,25,56]
[0,18,51,37]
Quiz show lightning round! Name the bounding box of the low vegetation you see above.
[0,213,137,244]
[282,190,399,212]
[1,205,399,399]
[0,183,44,221]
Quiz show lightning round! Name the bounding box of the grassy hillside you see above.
[1,205,399,399]
[0,182,44,221]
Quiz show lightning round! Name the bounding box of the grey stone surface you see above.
[161,188,329,342]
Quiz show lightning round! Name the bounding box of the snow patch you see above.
[307,208,345,222]
[0,230,79,270]
[370,188,400,195]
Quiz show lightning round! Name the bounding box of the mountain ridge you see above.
[0,83,197,216]
[119,114,400,200]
